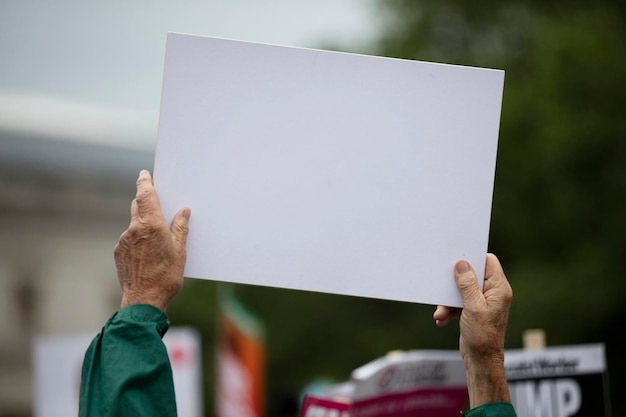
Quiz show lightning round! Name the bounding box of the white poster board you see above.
[154,33,505,307]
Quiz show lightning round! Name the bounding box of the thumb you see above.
[454,260,484,308]
[170,207,191,250]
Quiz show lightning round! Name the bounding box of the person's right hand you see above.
[434,254,512,359]
[114,170,191,313]
[433,253,513,407]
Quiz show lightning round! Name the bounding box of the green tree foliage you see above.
[372,0,626,413]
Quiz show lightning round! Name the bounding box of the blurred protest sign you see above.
[505,343,610,417]
[300,350,468,417]
[216,285,266,417]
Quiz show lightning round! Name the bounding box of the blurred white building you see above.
[0,95,155,416]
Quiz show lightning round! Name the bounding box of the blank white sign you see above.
[154,33,504,307]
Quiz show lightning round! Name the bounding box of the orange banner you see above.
[216,287,265,417]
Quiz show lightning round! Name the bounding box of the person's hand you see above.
[433,253,512,407]
[434,253,512,358]
[114,170,191,312]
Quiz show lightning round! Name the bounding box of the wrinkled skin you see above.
[433,253,513,408]
[114,170,191,312]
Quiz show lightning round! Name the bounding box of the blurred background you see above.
[1,0,624,416]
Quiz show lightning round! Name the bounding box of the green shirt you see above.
[79,304,178,417]
[466,402,517,417]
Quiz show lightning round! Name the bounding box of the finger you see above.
[433,305,448,320]
[170,207,191,250]
[483,253,506,292]
[433,305,460,327]
[454,260,484,309]
[135,170,162,218]
[483,253,513,308]
[130,198,139,222]
[435,306,461,319]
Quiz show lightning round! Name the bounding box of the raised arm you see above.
[434,254,516,416]
[79,170,191,417]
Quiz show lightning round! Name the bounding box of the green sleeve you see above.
[465,402,517,417]
[79,304,178,417]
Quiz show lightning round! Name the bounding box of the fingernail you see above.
[434,306,441,315]
[182,208,191,221]
[456,260,470,274]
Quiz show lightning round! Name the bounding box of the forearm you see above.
[464,352,511,407]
